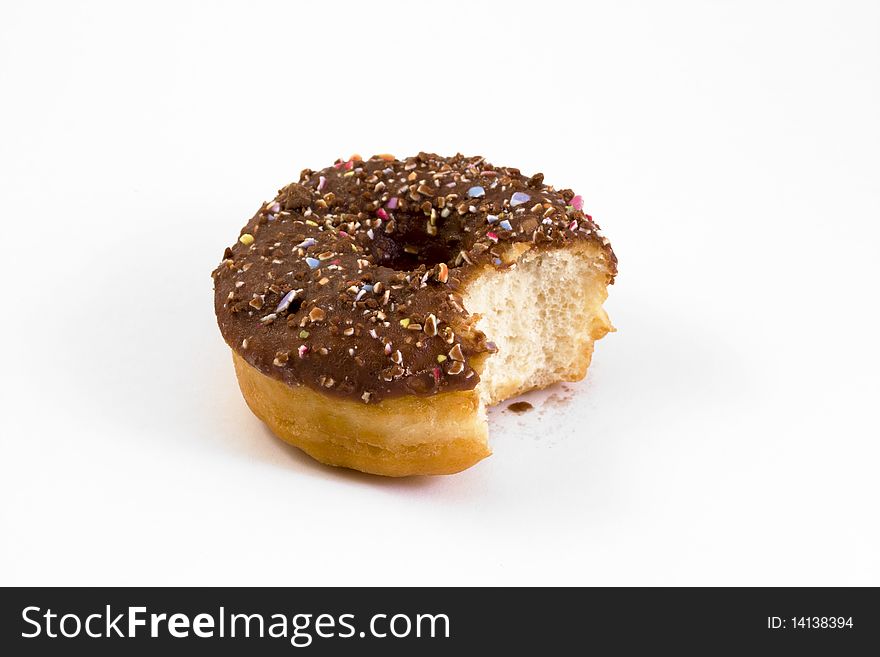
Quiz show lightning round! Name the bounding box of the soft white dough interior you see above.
[462,245,613,407]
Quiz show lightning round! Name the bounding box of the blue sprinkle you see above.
[296,237,316,249]
[498,219,513,231]
[486,214,499,224]
[305,257,320,269]
[493,258,502,266]
[363,284,374,292]
[510,191,531,207]
[467,186,485,198]
[275,289,299,313]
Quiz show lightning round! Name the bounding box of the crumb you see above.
[507,401,533,414]
[544,387,575,408]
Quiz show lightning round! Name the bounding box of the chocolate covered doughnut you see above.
[212,153,616,476]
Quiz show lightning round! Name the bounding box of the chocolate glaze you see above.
[212,153,616,403]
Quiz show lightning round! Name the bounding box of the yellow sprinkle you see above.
[399,318,410,328]
[299,330,309,339]
[305,220,318,227]
[436,354,447,363]
[376,153,395,161]
[239,233,254,246]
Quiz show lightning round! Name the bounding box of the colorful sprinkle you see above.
[297,345,309,358]
[486,231,499,243]
[432,366,441,384]
[296,237,316,249]
[486,214,499,224]
[305,257,320,269]
[399,318,411,328]
[498,219,513,231]
[386,196,399,209]
[317,176,326,191]
[299,330,309,338]
[275,289,301,313]
[436,354,447,363]
[510,191,531,207]
[570,195,584,211]
[376,208,388,220]
[467,186,485,198]
[239,233,254,246]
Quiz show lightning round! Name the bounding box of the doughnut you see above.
[212,153,617,476]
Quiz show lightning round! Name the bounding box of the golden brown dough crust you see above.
[232,351,491,476]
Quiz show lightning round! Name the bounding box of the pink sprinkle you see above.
[486,231,499,242]
[298,345,309,358]
[344,159,354,170]
[333,160,344,169]
[570,195,584,211]
[433,367,441,384]
[569,220,578,231]
[385,196,398,209]
[338,230,349,237]
[317,176,326,191]
[376,208,388,220]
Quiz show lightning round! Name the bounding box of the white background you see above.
[1,0,878,586]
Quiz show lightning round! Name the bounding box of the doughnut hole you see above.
[367,215,463,270]
[461,242,615,407]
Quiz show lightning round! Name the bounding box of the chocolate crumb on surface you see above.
[507,401,534,414]
[212,153,617,404]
